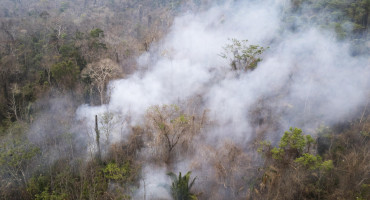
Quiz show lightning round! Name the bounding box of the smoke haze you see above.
[74,0,369,198]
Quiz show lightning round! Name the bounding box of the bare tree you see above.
[206,141,252,199]
[8,84,20,121]
[145,104,206,165]
[82,58,122,105]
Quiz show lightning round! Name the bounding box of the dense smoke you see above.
[75,0,369,198]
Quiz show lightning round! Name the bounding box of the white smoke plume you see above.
[76,0,369,198]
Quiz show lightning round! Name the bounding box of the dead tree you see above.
[95,115,101,162]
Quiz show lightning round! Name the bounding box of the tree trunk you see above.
[47,68,51,84]
[99,85,105,105]
[95,115,101,162]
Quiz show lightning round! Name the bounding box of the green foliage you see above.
[0,122,38,171]
[88,28,107,51]
[103,162,130,181]
[358,184,370,199]
[172,114,189,124]
[90,40,107,50]
[59,44,75,58]
[320,160,334,171]
[27,174,49,197]
[288,0,370,45]
[267,127,315,160]
[3,121,29,136]
[59,44,86,70]
[271,147,285,160]
[75,31,84,40]
[0,133,40,190]
[294,153,323,170]
[81,163,111,199]
[257,140,271,154]
[168,171,198,200]
[257,126,339,199]
[90,28,105,38]
[35,187,67,200]
[1,145,38,168]
[51,60,80,89]
[260,127,333,171]
[279,127,306,151]
[220,38,267,72]
[0,140,39,169]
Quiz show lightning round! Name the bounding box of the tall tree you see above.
[82,58,122,105]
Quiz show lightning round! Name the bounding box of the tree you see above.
[167,171,197,200]
[76,28,108,63]
[0,133,40,198]
[269,127,315,161]
[103,162,130,181]
[255,127,334,199]
[207,141,252,199]
[82,58,122,105]
[145,104,193,164]
[8,83,20,121]
[51,60,80,90]
[95,115,101,162]
[220,38,267,72]
[40,46,58,85]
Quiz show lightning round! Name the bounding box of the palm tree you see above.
[167,171,197,200]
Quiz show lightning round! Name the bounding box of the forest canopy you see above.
[0,0,369,200]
